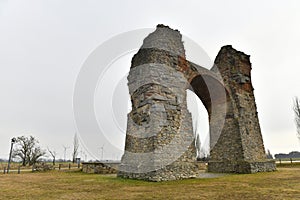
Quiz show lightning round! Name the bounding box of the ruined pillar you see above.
[117,25,199,181]
[208,46,276,173]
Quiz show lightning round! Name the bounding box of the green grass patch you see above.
[0,167,300,199]
[277,162,300,168]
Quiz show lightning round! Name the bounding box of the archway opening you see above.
[188,74,228,159]
[187,90,210,159]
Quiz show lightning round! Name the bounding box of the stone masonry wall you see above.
[208,46,276,173]
[82,162,119,174]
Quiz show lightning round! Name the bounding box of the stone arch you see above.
[189,74,228,116]
[118,25,275,181]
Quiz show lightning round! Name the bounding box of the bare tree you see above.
[195,134,201,160]
[193,117,201,160]
[266,149,273,159]
[72,133,79,163]
[47,147,57,165]
[12,135,45,166]
[29,146,45,166]
[293,97,300,143]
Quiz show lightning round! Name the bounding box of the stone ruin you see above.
[117,25,276,181]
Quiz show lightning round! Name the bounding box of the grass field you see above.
[0,166,300,200]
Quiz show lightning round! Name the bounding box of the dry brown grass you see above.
[0,167,299,200]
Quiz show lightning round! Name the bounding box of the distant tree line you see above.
[274,151,300,159]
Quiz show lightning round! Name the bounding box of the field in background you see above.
[0,165,300,200]
[276,162,300,168]
[0,162,81,172]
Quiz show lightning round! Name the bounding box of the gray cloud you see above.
[0,0,299,160]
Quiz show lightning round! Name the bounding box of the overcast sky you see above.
[0,0,300,160]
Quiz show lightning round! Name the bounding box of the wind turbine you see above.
[100,144,105,161]
[62,145,70,162]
